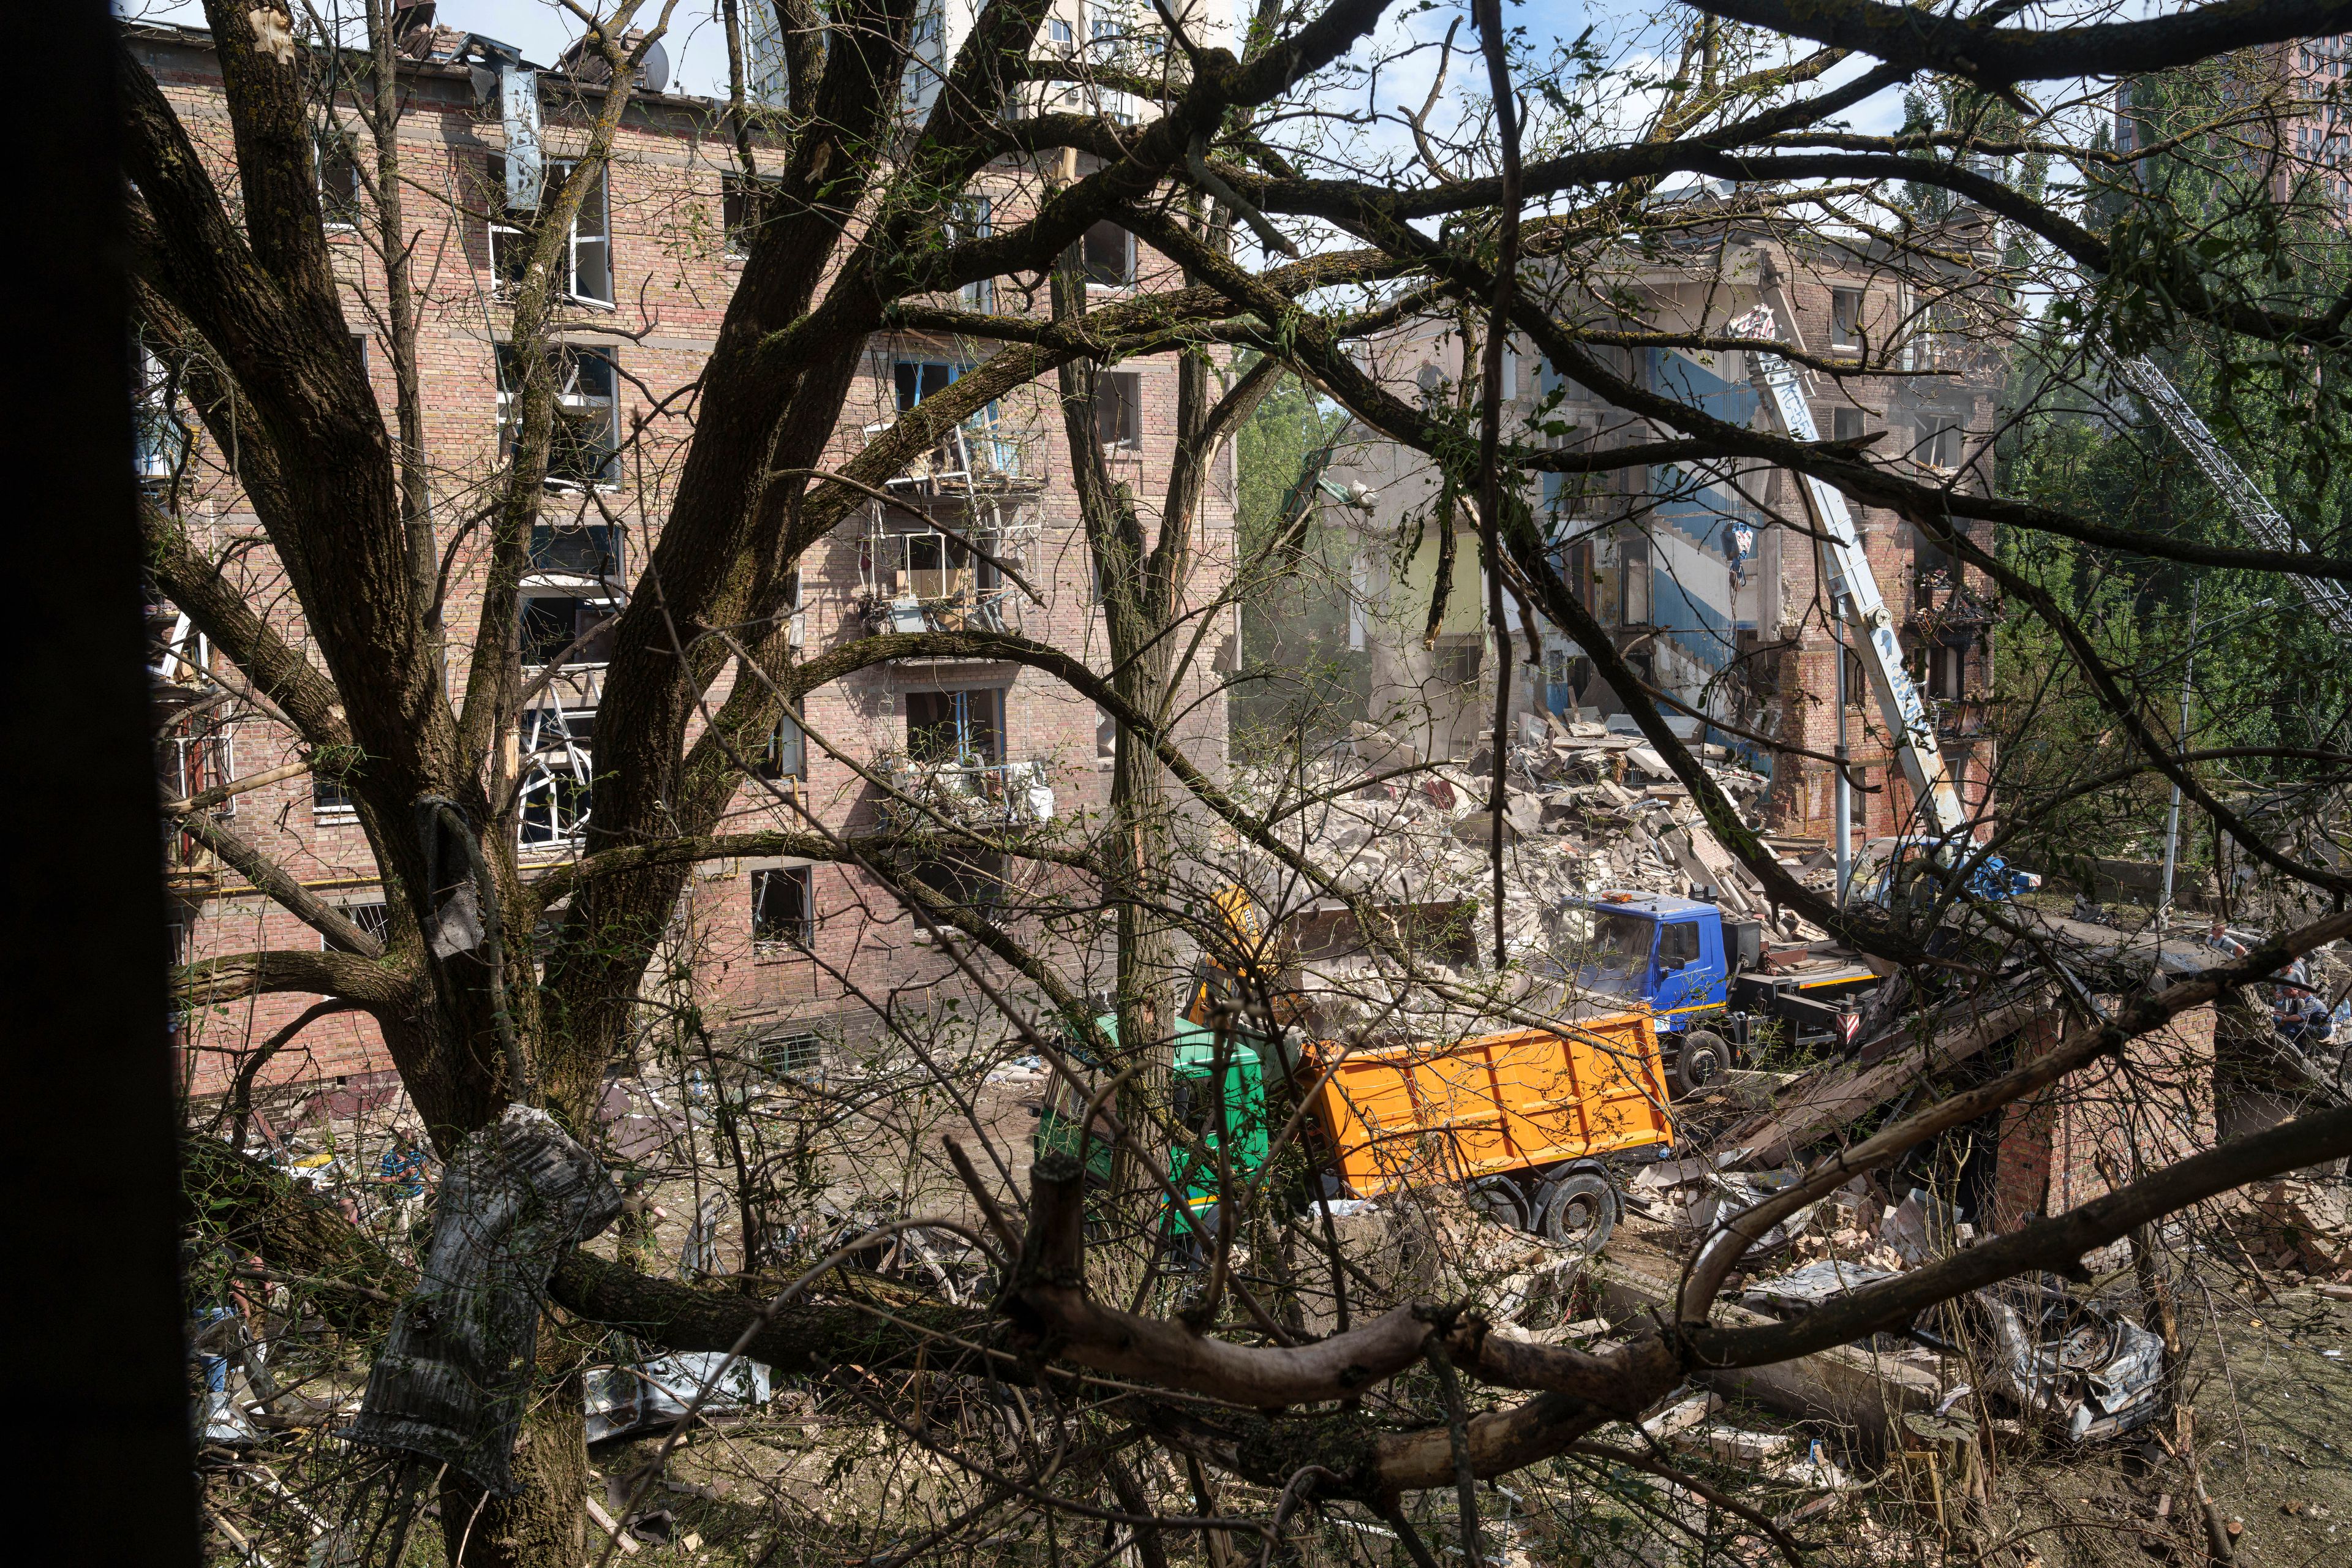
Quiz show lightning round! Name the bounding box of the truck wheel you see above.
[1670,1030,1729,1099]
[1537,1169,1618,1256]
[1466,1175,1530,1231]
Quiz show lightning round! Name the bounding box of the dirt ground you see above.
[1966,1278,2352,1568]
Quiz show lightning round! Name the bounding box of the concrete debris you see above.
[1741,1259,1902,1314]
[1639,1390,1723,1442]
[1238,724,1812,1030]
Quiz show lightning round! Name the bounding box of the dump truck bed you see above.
[1305,1012,1674,1199]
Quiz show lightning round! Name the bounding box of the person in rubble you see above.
[377,1125,431,1242]
[2270,956,2334,1050]
[2207,918,2249,960]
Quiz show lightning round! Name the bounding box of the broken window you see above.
[1657,919,1701,970]
[946,195,993,311]
[1927,643,1967,700]
[721,172,776,258]
[1095,371,1142,448]
[488,157,612,304]
[1619,533,1652,625]
[1913,535,1955,608]
[497,345,622,489]
[1830,287,1864,347]
[1096,703,1117,762]
[1082,221,1134,286]
[134,342,190,482]
[905,687,1003,764]
[519,594,620,667]
[751,866,814,948]
[318,129,364,227]
[1914,418,1966,470]
[895,360,961,410]
[755,710,806,781]
[1831,405,1867,443]
[319,901,390,951]
[529,522,624,580]
[518,707,594,848]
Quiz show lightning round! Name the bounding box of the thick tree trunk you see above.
[439,1363,594,1568]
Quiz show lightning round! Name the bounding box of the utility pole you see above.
[1833,615,1852,907]
[2158,581,2199,932]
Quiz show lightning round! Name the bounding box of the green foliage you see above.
[1986,55,2352,884]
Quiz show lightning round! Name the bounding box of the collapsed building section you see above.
[1325,222,2011,847]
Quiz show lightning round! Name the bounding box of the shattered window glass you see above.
[1590,913,1654,967]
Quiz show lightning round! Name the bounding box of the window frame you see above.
[756,709,808,782]
[1094,369,1142,449]
[758,1030,823,1076]
[317,900,390,951]
[516,705,595,849]
[1913,417,1966,470]
[1926,642,1967,701]
[904,687,1006,766]
[751,865,815,950]
[134,342,190,483]
[1829,287,1865,348]
[488,156,614,307]
[317,127,364,229]
[947,195,993,312]
[1080,220,1135,287]
[720,171,778,260]
[518,593,621,668]
[497,343,624,491]
[313,769,360,821]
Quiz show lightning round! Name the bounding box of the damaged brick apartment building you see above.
[1331,219,2011,848]
[141,2,1241,1108]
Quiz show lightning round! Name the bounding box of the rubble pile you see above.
[1237,717,1816,957]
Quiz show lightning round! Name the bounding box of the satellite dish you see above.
[638,37,670,94]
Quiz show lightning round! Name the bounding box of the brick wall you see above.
[1989,1003,2218,1231]
[138,30,1234,1098]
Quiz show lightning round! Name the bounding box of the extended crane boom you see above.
[1725,306,1975,845]
[2108,354,2352,637]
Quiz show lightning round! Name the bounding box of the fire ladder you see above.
[1726,306,1977,845]
[2106,354,2352,637]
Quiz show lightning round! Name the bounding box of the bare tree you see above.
[135,0,2352,1563]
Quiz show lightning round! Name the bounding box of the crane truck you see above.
[1552,302,2039,1096]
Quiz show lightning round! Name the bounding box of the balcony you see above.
[866,418,1038,499]
[875,756,1054,830]
[1930,695,1992,741]
[1907,572,1999,638]
[860,502,1038,646]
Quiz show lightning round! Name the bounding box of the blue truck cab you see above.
[1564,891,1882,1097]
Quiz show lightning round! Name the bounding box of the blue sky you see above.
[119,0,1923,131]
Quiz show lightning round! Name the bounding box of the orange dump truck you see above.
[1302,1005,1675,1251]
